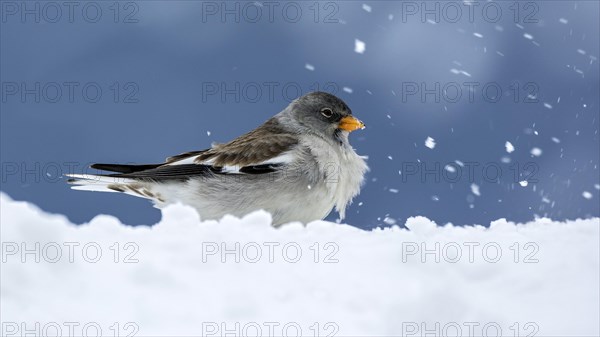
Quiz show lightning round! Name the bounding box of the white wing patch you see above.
[259,153,295,165]
[164,151,296,174]
[165,155,204,166]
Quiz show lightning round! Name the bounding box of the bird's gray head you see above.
[282,92,365,144]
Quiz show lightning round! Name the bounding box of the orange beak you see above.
[338,116,365,132]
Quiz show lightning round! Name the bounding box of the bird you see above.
[67,91,368,226]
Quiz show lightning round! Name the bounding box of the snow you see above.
[424,137,436,149]
[519,180,529,187]
[304,63,315,71]
[450,68,472,77]
[582,191,593,199]
[1,193,599,336]
[354,39,366,54]
[470,183,481,196]
[444,165,456,173]
[505,141,515,153]
[530,147,543,157]
[361,4,371,13]
[342,87,353,94]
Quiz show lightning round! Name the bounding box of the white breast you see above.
[300,135,368,219]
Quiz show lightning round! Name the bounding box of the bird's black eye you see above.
[321,108,334,118]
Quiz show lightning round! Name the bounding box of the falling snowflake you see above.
[471,184,481,196]
[445,165,456,173]
[530,148,543,157]
[354,39,366,54]
[505,141,515,153]
[425,137,436,149]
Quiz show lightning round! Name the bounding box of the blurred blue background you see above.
[1,1,598,229]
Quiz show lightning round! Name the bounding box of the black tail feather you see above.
[90,163,163,174]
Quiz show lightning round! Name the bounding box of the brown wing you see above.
[82,118,298,182]
[167,118,299,167]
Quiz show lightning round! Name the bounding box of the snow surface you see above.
[1,193,599,336]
